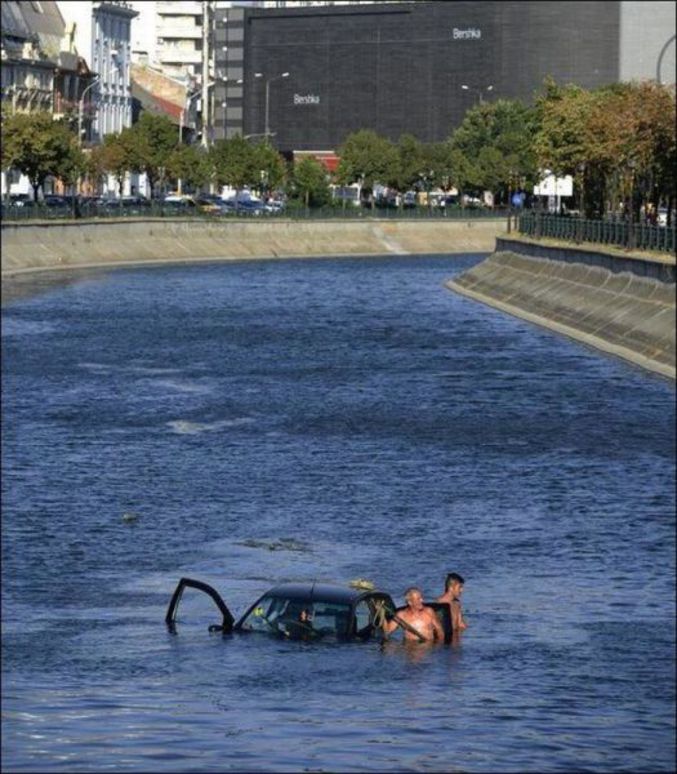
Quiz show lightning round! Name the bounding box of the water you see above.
[2,254,675,772]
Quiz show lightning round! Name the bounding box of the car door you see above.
[165,577,235,634]
[354,593,396,640]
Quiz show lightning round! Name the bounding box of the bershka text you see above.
[453,28,481,40]
[294,94,320,105]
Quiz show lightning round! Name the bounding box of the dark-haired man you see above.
[437,572,467,633]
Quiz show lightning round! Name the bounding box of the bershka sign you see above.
[294,93,320,105]
[453,27,481,40]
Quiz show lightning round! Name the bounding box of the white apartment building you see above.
[57,0,137,141]
[152,1,207,82]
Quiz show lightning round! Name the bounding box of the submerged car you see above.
[166,577,453,642]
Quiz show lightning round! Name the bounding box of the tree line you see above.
[2,78,674,220]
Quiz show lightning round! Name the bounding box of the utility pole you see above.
[201,0,210,148]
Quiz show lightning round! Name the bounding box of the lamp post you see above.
[179,90,202,145]
[78,76,101,146]
[460,83,493,105]
[576,162,585,243]
[419,169,434,215]
[626,159,636,250]
[5,84,18,115]
[254,71,289,141]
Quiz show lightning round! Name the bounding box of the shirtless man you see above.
[437,572,467,633]
[382,587,444,643]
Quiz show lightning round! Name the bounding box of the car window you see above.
[239,596,353,639]
[354,600,371,634]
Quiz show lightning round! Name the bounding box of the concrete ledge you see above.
[497,235,675,282]
[447,251,676,379]
[1,218,506,276]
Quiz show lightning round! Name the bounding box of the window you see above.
[355,601,371,634]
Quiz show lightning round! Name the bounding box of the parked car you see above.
[195,194,225,214]
[219,199,238,215]
[161,195,197,214]
[461,194,483,208]
[402,191,418,209]
[656,208,670,227]
[437,195,459,209]
[9,193,32,207]
[166,576,454,642]
[235,199,265,216]
[121,196,151,215]
[374,194,399,209]
[263,199,286,214]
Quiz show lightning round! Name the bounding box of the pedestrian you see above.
[437,572,467,633]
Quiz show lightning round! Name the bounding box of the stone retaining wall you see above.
[1,218,504,274]
[447,250,676,379]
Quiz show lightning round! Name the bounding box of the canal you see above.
[2,254,675,772]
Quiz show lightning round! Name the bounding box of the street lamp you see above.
[254,71,289,140]
[576,162,585,243]
[4,84,18,115]
[179,83,214,145]
[460,83,493,105]
[78,76,101,146]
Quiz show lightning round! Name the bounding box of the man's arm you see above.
[451,600,467,631]
[428,608,445,641]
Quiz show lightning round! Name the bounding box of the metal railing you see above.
[518,212,675,255]
[1,201,509,222]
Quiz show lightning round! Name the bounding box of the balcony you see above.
[156,2,202,16]
[156,23,202,40]
[157,48,202,65]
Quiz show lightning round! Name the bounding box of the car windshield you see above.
[239,595,353,638]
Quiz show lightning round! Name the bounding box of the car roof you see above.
[264,581,386,605]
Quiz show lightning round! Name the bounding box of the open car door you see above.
[165,577,235,634]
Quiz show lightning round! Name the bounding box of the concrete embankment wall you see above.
[0,218,504,274]
[447,248,676,379]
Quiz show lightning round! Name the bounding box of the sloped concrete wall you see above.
[447,251,676,379]
[1,218,504,275]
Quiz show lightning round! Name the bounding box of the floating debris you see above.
[349,578,375,590]
[237,537,310,553]
[122,512,138,523]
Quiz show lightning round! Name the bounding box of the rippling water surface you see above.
[2,254,675,772]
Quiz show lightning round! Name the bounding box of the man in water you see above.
[382,587,444,642]
[437,572,467,633]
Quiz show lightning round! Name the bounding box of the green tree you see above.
[166,144,212,194]
[251,141,287,198]
[450,98,539,205]
[124,113,177,199]
[395,133,425,191]
[210,135,254,194]
[533,78,675,219]
[1,111,75,201]
[336,129,399,206]
[97,133,131,197]
[290,157,330,208]
[423,142,456,192]
[52,129,87,216]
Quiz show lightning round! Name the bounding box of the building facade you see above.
[56,1,137,142]
[89,1,137,140]
[211,0,675,154]
[2,0,94,196]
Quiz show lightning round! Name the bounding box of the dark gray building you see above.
[213,0,676,154]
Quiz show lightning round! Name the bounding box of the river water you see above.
[2,254,675,773]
